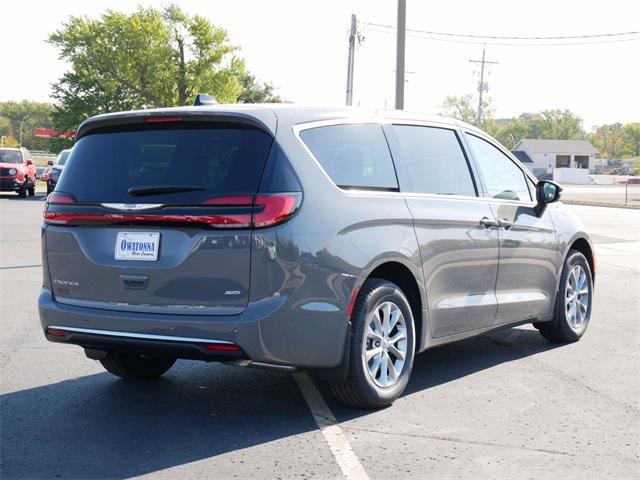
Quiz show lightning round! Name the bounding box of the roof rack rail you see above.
[193,93,218,106]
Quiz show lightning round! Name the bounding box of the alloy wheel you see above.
[565,265,590,329]
[363,301,408,388]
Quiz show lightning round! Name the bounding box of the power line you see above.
[365,26,640,46]
[362,22,640,40]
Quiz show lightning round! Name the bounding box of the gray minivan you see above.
[39,105,594,408]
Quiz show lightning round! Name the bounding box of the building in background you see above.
[512,139,598,184]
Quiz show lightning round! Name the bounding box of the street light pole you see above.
[395,0,406,110]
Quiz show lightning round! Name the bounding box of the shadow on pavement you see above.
[1,326,561,478]
[0,363,315,479]
[326,325,562,419]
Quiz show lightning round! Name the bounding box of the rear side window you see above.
[56,124,273,204]
[391,125,476,196]
[300,124,398,190]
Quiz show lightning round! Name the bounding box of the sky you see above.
[1,0,639,129]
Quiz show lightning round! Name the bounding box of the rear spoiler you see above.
[76,107,278,139]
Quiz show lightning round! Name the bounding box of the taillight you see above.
[253,193,301,228]
[202,193,302,228]
[47,192,76,204]
[202,196,254,206]
[43,192,301,228]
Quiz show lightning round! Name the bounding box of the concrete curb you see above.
[563,200,640,210]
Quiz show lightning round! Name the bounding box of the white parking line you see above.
[293,371,370,480]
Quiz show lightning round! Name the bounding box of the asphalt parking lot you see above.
[1,192,638,479]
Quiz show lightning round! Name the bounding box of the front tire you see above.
[538,250,593,343]
[17,188,26,198]
[28,186,35,196]
[100,352,176,380]
[331,279,416,408]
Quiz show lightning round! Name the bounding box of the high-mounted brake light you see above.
[144,116,183,123]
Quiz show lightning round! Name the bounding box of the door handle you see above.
[498,219,514,230]
[479,217,499,228]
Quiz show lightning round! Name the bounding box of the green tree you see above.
[534,110,584,140]
[622,123,640,157]
[0,100,65,151]
[237,72,282,103]
[589,123,628,159]
[439,94,493,126]
[482,110,585,148]
[48,5,250,130]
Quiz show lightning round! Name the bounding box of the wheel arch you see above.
[567,236,595,283]
[365,260,426,352]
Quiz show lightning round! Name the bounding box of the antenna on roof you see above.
[193,93,218,106]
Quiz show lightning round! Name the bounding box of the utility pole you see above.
[469,46,497,127]
[345,14,357,106]
[19,118,26,147]
[395,0,406,110]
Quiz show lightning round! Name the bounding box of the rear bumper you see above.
[45,326,246,362]
[38,288,348,368]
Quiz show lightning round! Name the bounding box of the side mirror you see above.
[47,160,54,165]
[535,180,562,216]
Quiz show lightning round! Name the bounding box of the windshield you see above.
[55,123,273,204]
[57,150,71,165]
[0,150,23,164]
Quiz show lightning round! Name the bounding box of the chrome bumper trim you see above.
[47,325,233,344]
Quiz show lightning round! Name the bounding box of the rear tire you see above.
[28,186,35,196]
[330,278,416,408]
[538,250,593,343]
[100,352,176,380]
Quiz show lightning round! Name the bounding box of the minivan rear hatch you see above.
[44,117,274,315]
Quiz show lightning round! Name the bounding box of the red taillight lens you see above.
[202,196,254,206]
[203,343,241,352]
[253,193,302,228]
[47,192,76,204]
[43,193,301,228]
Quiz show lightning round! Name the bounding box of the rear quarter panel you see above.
[247,127,424,367]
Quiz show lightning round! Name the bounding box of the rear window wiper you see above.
[128,185,206,197]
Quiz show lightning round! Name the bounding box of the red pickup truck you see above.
[0,147,37,197]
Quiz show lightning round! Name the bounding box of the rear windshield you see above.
[56,124,273,203]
